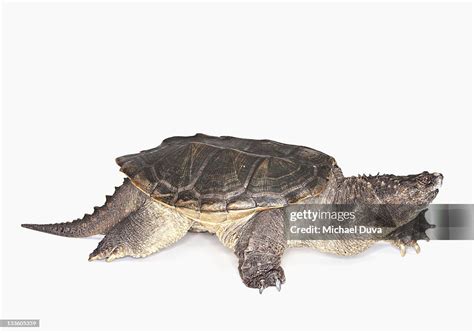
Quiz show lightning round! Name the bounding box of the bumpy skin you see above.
[235,209,287,292]
[88,199,193,262]
[23,182,194,261]
[22,179,146,237]
[21,134,443,292]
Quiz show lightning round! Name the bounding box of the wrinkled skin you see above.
[235,171,443,292]
[364,171,443,206]
[22,168,443,293]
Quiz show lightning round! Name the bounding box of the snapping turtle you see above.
[22,134,443,292]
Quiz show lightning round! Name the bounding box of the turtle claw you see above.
[89,243,127,262]
[259,280,265,294]
[275,278,282,292]
[413,241,421,254]
[258,278,282,293]
[247,268,285,293]
[392,240,422,256]
[399,244,406,257]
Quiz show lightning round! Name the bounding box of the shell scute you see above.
[116,134,337,212]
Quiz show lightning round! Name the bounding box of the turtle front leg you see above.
[386,209,435,256]
[89,200,193,262]
[235,209,287,293]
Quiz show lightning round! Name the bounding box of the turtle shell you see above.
[116,134,337,212]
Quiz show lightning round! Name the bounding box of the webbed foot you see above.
[387,209,435,256]
[235,209,287,293]
[88,201,193,262]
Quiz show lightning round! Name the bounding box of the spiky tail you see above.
[21,179,147,237]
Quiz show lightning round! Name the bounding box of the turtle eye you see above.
[418,175,432,186]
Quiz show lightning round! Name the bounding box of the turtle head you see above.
[365,171,443,206]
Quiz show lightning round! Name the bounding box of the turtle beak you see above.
[416,171,443,191]
[415,172,443,203]
[433,172,443,188]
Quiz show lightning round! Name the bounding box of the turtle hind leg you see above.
[386,209,435,256]
[235,209,287,293]
[22,179,146,238]
[88,200,193,262]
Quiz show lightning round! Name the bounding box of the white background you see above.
[2,1,472,331]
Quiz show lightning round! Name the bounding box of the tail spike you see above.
[22,179,145,238]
